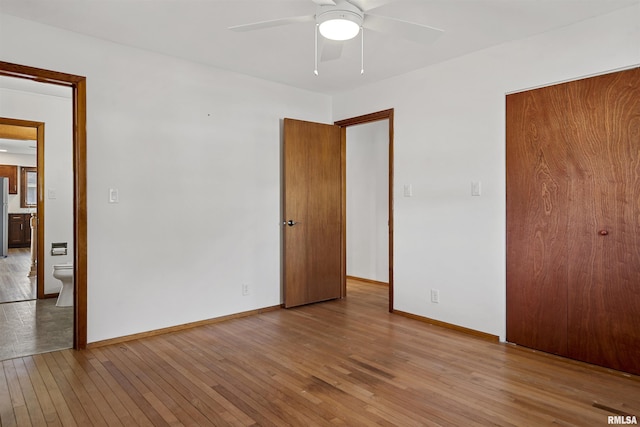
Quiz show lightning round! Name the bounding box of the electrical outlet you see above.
[242,283,249,296]
[430,289,440,304]
[109,188,119,203]
[471,181,481,196]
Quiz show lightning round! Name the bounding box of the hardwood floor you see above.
[0,248,35,303]
[1,280,638,426]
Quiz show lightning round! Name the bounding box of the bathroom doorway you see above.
[0,61,88,350]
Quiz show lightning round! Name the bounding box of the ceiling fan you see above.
[229,0,443,74]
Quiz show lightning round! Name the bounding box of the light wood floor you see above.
[0,248,35,303]
[1,280,638,426]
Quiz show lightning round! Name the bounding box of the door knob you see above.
[285,220,297,227]
[599,230,609,236]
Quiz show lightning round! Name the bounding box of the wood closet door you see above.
[507,68,640,375]
[564,69,640,375]
[506,81,571,356]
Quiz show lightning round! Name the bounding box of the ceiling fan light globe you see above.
[316,6,363,41]
[319,18,360,41]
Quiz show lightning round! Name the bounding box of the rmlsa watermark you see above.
[608,415,638,425]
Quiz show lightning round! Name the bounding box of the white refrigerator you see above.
[0,178,8,257]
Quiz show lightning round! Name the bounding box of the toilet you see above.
[53,263,74,307]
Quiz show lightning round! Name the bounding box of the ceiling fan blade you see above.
[347,0,397,12]
[363,14,443,44]
[229,15,314,32]
[320,40,344,62]
[311,0,337,5]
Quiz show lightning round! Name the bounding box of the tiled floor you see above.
[0,248,72,361]
[0,298,73,360]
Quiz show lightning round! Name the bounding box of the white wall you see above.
[0,86,74,295]
[2,4,637,344]
[346,121,389,282]
[333,4,640,341]
[0,13,332,343]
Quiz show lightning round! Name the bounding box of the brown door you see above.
[564,69,640,374]
[506,84,570,356]
[507,68,640,375]
[283,118,343,308]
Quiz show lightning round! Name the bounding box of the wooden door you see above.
[283,118,343,308]
[563,69,640,374]
[507,68,640,375]
[506,84,570,356]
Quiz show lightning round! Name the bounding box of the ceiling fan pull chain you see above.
[314,24,319,76]
[361,27,364,75]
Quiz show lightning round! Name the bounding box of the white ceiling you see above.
[0,0,638,95]
[0,75,72,98]
[0,76,69,155]
[0,138,36,155]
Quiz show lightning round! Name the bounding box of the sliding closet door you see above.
[507,68,640,375]
[506,86,570,356]
[564,69,640,375]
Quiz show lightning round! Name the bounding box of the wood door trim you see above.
[0,61,88,350]
[335,109,394,127]
[0,124,37,140]
[335,108,395,313]
[0,118,46,300]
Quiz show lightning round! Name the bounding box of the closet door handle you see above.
[599,230,609,236]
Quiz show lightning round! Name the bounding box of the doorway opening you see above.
[336,109,394,312]
[0,61,88,350]
[0,118,44,303]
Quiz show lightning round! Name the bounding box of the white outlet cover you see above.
[472,181,481,196]
[430,289,440,303]
[109,188,119,203]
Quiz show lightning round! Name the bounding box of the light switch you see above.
[48,189,56,199]
[472,181,481,196]
[109,188,119,203]
[403,184,413,197]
